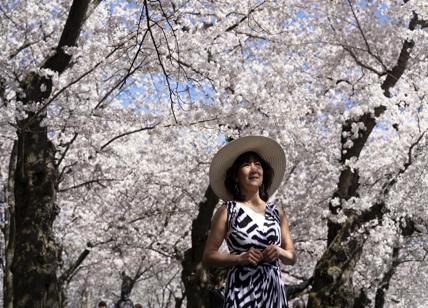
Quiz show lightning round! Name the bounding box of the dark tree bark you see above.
[11,1,90,307]
[115,272,135,308]
[13,118,60,307]
[58,246,91,307]
[308,10,427,308]
[353,288,371,308]
[309,203,386,307]
[327,3,427,247]
[374,246,400,308]
[286,277,313,300]
[374,218,417,308]
[181,185,219,308]
[2,142,17,308]
[115,267,147,308]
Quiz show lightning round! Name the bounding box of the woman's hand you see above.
[262,245,280,263]
[239,248,263,266]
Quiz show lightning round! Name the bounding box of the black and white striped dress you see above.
[224,201,288,308]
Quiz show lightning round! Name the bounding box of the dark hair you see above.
[98,301,107,308]
[224,151,274,202]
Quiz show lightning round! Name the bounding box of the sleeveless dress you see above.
[224,201,288,308]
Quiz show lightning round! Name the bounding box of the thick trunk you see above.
[8,1,90,306]
[12,115,60,307]
[181,185,219,308]
[308,217,363,307]
[308,203,385,307]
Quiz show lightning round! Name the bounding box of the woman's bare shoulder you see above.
[275,204,288,220]
[212,203,228,220]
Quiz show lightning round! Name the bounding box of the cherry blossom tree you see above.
[1,0,427,307]
[0,0,204,305]
[170,1,428,307]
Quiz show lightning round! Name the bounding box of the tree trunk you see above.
[308,203,386,307]
[115,272,135,308]
[12,114,60,307]
[309,10,426,307]
[3,142,17,308]
[9,1,90,306]
[181,185,219,308]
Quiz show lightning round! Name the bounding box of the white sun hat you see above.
[209,136,286,201]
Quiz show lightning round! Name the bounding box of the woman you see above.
[203,136,296,308]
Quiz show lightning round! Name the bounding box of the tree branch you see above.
[327,10,425,244]
[58,178,119,192]
[224,1,265,32]
[374,243,400,308]
[118,6,149,90]
[18,0,91,128]
[42,0,91,73]
[55,133,79,168]
[144,0,178,123]
[341,45,385,76]
[58,245,92,286]
[347,0,387,71]
[381,129,427,194]
[98,123,159,151]
[8,40,40,60]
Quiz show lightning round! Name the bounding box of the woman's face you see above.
[236,157,264,192]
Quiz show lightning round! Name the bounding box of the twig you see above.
[144,0,178,123]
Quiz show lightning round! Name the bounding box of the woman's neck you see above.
[240,190,264,206]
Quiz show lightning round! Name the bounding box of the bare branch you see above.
[342,45,385,76]
[34,60,104,117]
[347,0,387,71]
[327,16,385,76]
[55,133,79,168]
[58,178,119,192]
[118,7,150,90]
[57,161,78,187]
[374,245,400,308]
[0,5,24,30]
[8,40,40,60]
[381,129,427,194]
[98,114,221,152]
[98,123,159,151]
[93,61,144,110]
[224,1,266,32]
[58,244,92,286]
[144,0,178,123]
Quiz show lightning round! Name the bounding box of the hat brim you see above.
[209,136,286,201]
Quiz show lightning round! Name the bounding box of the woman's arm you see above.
[263,207,297,265]
[202,205,263,267]
[278,207,297,265]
